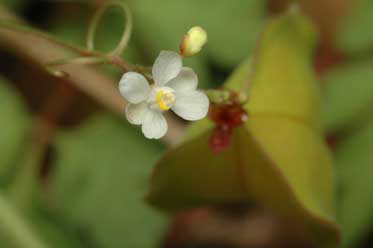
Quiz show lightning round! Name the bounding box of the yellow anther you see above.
[157,90,175,111]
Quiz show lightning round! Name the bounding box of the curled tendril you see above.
[0,2,135,76]
[86,1,133,56]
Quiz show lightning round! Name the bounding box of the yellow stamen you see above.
[157,90,173,110]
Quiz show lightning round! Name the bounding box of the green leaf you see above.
[0,78,29,180]
[245,11,320,128]
[51,113,168,248]
[336,0,373,55]
[335,124,373,247]
[321,60,373,134]
[148,10,339,247]
[27,200,85,248]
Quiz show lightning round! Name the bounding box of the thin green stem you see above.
[45,56,108,67]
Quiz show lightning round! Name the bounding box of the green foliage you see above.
[0,78,29,181]
[127,0,265,67]
[6,1,373,247]
[0,194,85,248]
[0,79,80,248]
[27,201,84,248]
[335,123,373,247]
[47,0,264,88]
[51,113,168,248]
[322,61,373,134]
[148,10,339,247]
[336,0,373,55]
[324,24,373,247]
[125,0,265,88]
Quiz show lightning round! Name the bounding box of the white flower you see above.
[119,51,209,139]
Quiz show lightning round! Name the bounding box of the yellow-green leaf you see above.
[148,10,339,246]
[246,12,320,128]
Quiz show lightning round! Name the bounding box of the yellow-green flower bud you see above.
[180,26,207,57]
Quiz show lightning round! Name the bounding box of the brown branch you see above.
[0,5,185,146]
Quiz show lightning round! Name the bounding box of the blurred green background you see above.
[1,0,373,247]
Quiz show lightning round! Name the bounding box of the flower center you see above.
[156,89,175,111]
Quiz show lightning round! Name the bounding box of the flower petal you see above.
[119,72,150,104]
[172,90,209,121]
[125,102,149,125]
[167,67,198,92]
[141,110,168,139]
[152,51,182,86]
